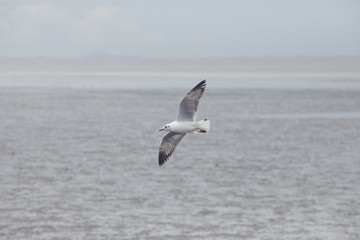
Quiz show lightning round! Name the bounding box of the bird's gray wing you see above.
[177,80,206,122]
[158,132,186,166]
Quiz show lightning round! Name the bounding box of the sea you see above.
[0,57,360,239]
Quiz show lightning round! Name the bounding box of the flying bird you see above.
[158,80,210,166]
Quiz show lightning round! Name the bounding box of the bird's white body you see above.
[165,119,210,134]
[168,121,197,133]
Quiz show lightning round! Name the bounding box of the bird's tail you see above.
[196,119,210,133]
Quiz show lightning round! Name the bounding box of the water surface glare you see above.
[0,87,359,239]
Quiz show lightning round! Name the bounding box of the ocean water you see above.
[0,58,360,239]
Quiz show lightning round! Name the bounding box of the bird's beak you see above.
[159,128,164,132]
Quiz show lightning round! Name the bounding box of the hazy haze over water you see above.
[1,57,360,89]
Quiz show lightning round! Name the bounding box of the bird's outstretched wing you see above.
[158,132,186,166]
[177,80,206,122]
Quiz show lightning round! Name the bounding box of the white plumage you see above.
[158,80,210,166]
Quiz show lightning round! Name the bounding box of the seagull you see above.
[158,80,210,166]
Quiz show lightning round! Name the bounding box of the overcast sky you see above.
[0,0,359,58]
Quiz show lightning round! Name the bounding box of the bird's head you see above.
[159,124,170,132]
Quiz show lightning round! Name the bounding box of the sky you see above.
[0,0,359,58]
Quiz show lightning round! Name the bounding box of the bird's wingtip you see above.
[158,153,167,166]
[191,80,206,91]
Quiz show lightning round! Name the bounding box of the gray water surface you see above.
[0,87,359,239]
